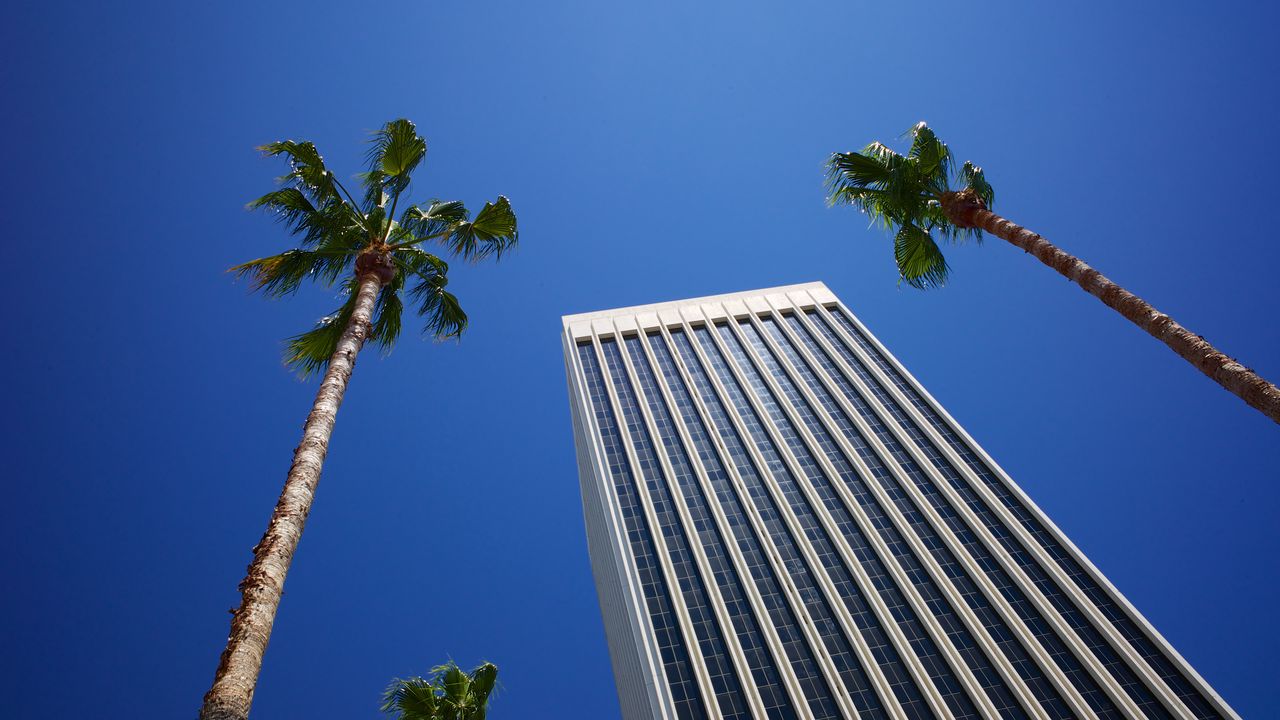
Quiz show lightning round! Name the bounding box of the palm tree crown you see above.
[826,121,993,289]
[201,122,517,720]
[826,122,1280,423]
[382,662,499,720]
[233,119,517,375]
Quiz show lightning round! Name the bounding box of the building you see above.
[561,282,1238,720]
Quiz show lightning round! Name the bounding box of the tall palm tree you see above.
[826,122,1280,424]
[201,119,518,720]
[381,661,500,720]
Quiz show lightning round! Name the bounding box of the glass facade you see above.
[565,285,1235,720]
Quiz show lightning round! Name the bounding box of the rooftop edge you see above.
[561,281,832,328]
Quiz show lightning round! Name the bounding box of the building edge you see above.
[563,332,676,720]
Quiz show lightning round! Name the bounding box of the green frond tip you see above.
[371,119,427,177]
[827,122,995,289]
[382,661,499,720]
[906,122,952,188]
[256,140,342,207]
[469,663,498,703]
[364,119,426,204]
[894,224,949,289]
[861,140,903,165]
[443,196,519,262]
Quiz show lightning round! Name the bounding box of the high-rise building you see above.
[561,282,1238,720]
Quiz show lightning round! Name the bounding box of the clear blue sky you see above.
[2,1,1277,718]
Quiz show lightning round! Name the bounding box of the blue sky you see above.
[2,1,1277,718]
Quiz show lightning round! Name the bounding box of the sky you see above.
[2,1,1278,718]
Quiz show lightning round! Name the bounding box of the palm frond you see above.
[380,677,439,719]
[246,187,316,230]
[829,123,1002,289]
[419,284,467,339]
[960,160,995,208]
[364,205,388,244]
[369,273,405,352]
[382,662,498,720]
[826,145,928,223]
[442,196,518,262]
[861,141,908,175]
[283,278,360,377]
[252,137,371,245]
[363,119,427,206]
[258,140,343,207]
[825,150,895,194]
[830,185,899,232]
[827,146,927,231]
[311,218,366,259]
[393,248,467,339]
[359,171,388,210]
[396,245,450,277]
[468,663,498,708]
[230,248,356,297]
[248,189,362,248]
[401,199,470,242]
[396,251,467,339]
[439,663,470,704]
[905,122,953,188]
[244,120,516,373]
[893,223,949,289]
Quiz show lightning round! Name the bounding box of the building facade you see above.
[562,283,1237,720]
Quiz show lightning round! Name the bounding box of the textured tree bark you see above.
[941,190,1280,424]
[200,272,384,720]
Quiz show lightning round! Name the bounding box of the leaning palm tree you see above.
[381,662,500,720]
[826,122,1280,424]
[201,119,518,720]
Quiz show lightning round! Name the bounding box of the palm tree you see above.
[826,122,1280,424]
[381,662,500,720]
[201,119,518,720]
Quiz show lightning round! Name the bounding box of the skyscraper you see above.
[562,282,1238,720]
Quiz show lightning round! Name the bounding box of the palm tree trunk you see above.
[201,272,384,720]
[942,191,1280,424]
